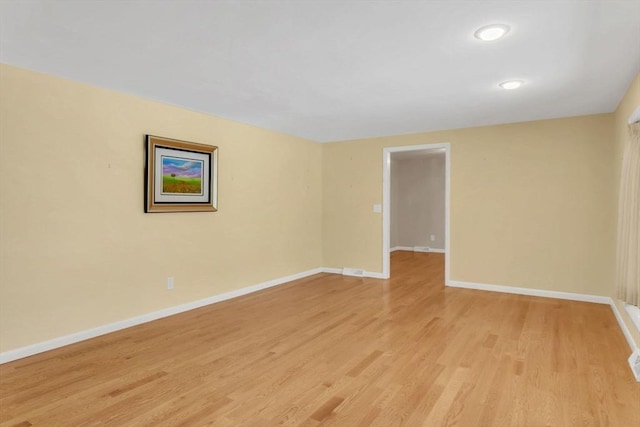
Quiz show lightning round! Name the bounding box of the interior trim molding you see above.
[446,280,611,304]
[321,267,343,274]
[0,267,325,364]
[320,267,385,279]
[610,301,640,353]
[624,303,640,334]
[390,246,413,252]
[390,246,445,253]
[610,301,640,382]
[382,142,451,282]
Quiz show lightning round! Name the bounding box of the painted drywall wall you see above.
[0,64,323,353]
[390,154,445,249]
[323,114,615,296]
[1,61,633,356]
[612,72,640,349]
[390,157,400,249]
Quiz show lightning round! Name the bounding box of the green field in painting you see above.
[162,175,202,194]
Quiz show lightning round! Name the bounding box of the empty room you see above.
[1,1,639,426]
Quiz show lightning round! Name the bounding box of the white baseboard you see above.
[610,301,640,382]
[446,280,611,304]
[321,267,384,279]
[624,304,640,334]
[610,301,640,353]
[0,267,324,364]
[391,246,445,254]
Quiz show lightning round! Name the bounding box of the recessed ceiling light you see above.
[499,80,524,90]
[474,24,510,41]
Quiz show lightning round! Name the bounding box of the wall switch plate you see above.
[430,235,435,241]
[167,277,174,290]
[373,204,382,213]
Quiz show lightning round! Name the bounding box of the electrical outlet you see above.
[167,277,174,290]
[430,234,435,242]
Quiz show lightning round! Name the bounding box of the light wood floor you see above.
[1,252,638,426]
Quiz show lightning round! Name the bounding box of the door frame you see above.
[382,142,451,282]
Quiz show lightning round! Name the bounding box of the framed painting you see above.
[144,135,218,213]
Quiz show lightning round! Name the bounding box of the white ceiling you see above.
[1,1,639,142]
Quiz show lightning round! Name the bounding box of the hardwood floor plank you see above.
[107,371,168,397]
[346,350,384,378]
[309,396,344,422]
[1,251,638,426]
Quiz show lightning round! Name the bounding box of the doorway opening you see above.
[382,143,450,282]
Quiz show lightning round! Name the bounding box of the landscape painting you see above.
[161,156,203,195]
[145,135,218,213]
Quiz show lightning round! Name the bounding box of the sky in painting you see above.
[162,156,203,178]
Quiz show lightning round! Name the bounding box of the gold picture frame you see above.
[144,135,218,213]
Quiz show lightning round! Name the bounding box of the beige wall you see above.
[612,72,640,349]
[0,64,323,353]
[323,114,615,296]
[391,154,445,249]
[1,62,634,356]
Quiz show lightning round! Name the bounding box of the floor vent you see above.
[342,268,365,277]
[413,246,431,253]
